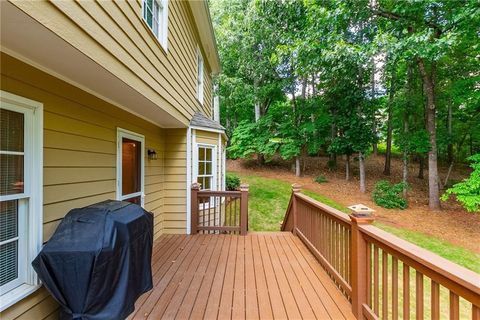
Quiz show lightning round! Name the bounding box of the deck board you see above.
[131,232,355,320]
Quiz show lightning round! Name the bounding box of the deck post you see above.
[191,183,200,234]
[350,208,375,320]
[240,184,249,235]
[291,184,302,235]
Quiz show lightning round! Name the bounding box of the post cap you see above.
[191,182,201,190]
[348,204,375,217]
[292,183,302,193]
[240,183,249,192]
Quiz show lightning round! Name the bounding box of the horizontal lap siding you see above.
[0,54,168,320]
[11,0,213,124]
[164,129,188,234]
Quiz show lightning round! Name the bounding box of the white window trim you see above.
[194,143,217,191]
[116,128,145,208]
[197,49,204,105]
[0,90,43,312]
[142,0,169,51]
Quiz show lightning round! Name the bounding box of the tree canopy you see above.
[210,0,480,211]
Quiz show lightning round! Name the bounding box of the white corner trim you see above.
[186,127,192,234]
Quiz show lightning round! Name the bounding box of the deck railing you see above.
[191,183,249,235]
[282,185,480,320]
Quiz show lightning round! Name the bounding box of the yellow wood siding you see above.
[9,0,214,124]
[163,129,188,234]
[0,53,192,319]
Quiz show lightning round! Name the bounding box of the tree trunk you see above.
[295,157,301,177]
[345,154,350,181]
[418,157,424,179]
[371,58,378,156]
[384,67,395,175]
[359,152,366,193]
[403,64,413,197]
[254,102,261,122]
[329,119,337,169]
[417,58,441,210]
[447,103,453,164]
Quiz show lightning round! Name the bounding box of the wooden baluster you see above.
[366,242,371,307]
[449,291,459,320]
[382,251,388,320]
[340,225,344,281]
[350,213,375,319]
[374,246,380,315]
[431,280,440,320]
[240,184,249,235]
[416,272,424,320]
[392,257,398,320]
[403,264,410,320]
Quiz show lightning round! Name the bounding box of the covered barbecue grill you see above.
[32,200,153,320]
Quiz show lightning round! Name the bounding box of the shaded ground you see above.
[228,155,480,254]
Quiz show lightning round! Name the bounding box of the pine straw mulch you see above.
[228,155,480,254]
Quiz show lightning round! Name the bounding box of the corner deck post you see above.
[240,184,249,235]
[350,205,375,319]
[191,183,200,234]
[291,183,302,235]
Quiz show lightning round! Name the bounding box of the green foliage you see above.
[372,180,408,209]
[314,175,328,183]
[442,154,480,213]
[225,173,241,191]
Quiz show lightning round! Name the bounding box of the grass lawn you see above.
[238,173,480,273]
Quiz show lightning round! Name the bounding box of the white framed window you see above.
[116,128,145,207]
[0,91,43,311]
[195,145,216,191]
[142,0,169,50]
[197,50,204,104]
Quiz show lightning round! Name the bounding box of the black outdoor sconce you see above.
[147,149,158,160]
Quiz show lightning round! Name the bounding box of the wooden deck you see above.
[129,232,355,320]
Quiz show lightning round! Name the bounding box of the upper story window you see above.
[197,50,204,105]
[143,0,169,50]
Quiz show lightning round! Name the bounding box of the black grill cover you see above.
[32,200,153,320]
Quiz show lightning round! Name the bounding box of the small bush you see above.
[442,154,480,212]
[314,175,328,183]
[372,180,408,209]
[226,173,241,191]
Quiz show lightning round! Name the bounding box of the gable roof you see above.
[190,112,224,131]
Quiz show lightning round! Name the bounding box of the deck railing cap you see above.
[291,183,302,193]
[191,182,201,190]
[240,184,249,191]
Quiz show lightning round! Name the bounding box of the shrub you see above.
[314,175,328,183]
[442,154,480,213]
[226,173,241,191]
[372,180,408,209]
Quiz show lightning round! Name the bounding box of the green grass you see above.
[236,172,480,273]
